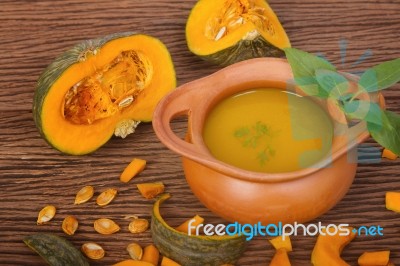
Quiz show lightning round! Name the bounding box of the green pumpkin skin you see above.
[200,34,285,66]
[23,233,89,266]
[151,194,247,266]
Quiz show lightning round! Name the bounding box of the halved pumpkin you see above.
[33,32,176,155]
[186,0,291,65]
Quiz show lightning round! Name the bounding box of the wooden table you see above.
[1,0,400,265]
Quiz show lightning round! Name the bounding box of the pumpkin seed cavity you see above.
[63,50,153,125]
[205,0,275,41]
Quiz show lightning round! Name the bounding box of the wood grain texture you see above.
[0,0,400,265]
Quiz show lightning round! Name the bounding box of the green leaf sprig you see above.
[284,48,400,156]
[234,121,275,165]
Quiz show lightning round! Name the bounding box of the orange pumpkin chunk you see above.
[358,250,390,266]
[269,236,292,252]
[141,244,159,266]
[175,215,204,235]
[137,183,165,199]
[120,158,147,183]
[386,192,400,212]
[269,248,291,266]
[311,226,356,266]
[382,149,398,160]
[161,256,181,266]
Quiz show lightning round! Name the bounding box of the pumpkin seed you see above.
[228,17,244,28]
[96,188,118,206]
[118,96,134,108]
[124,215,139,220]
[37,205,56,225]
[214,26,227,41]
[81,242,105,260]
[94,218,120,235]
[126,242,143,260]
[254,7,265,14]
[62,215,79,235]
[128,218,149,234]
[74,185,94,205]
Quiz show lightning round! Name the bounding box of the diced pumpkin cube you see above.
[269,236,292,252]
[161,256,181,266]
[142,244,159,266]
[137,183,165,199]
[358,250,390,266]
[386,192,400,212]
[175,215,204,235]
[113,260,153,266]
[269,248,291,266]
[382,149,398,160]
[120,158,147,183]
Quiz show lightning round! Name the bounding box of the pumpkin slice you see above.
[33,32,176,155]
[186,0,290,65]
[151,194,247,266]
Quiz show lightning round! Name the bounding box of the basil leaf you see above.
[369,110,400,156]
[284,48,336,98]
[359,58,400,92]
[315,69,349,98]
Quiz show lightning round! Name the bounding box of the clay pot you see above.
[153,58,380,225]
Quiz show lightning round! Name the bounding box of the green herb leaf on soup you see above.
[234,126,250,138]
[234,121,274,165]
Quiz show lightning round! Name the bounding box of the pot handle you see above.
[152,83,211,163]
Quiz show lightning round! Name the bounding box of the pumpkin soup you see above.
[202,88,333,173]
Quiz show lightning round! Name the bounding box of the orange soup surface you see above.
[202,88,334,173]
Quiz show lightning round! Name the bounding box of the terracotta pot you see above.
[153,58,381,225]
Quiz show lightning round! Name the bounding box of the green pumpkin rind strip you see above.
[32,32,135,139]
[151,194,247,266]
[201,35,284,66]
[23,233,89,266]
